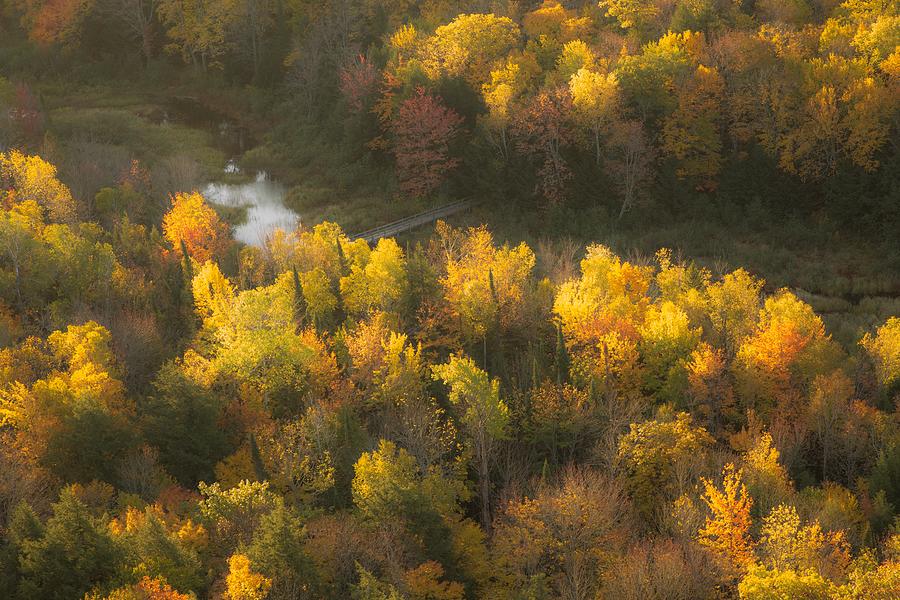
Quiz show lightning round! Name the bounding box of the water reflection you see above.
[202,170,299,247]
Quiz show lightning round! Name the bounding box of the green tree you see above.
[118,508,205,593]
[248,504,319,599]
[433,355,508,532]
[352,564,403,600]
[617,409,713,519]
[352,439,460,566]
[198,480,280,551]
[614,32,692,122]
[0,201,51,311]
[17,488,123,600]
[143,359,229,485]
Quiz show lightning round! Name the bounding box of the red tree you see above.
[339,54,379,113]
[392,88,464,199]
[512,87,574,206]
[12,83,45,145]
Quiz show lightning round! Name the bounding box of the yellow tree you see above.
[617,410,713,518]
[0,321,133,482]
[734,290,842,416]
[600,0,660,31]
[340,237,407,316]
[698,463,755,576]
[482,68,517,161]
[98,576,194,599]
[225,553,271,600]
[523,1,589,43]
[191,260,236,334]
[0,151,76,223]
[491,467,627,599]
[568,68,619,164]
[403,561,465,600]
[738,566,832,600]
[757,504,850,579]
[638,300,701,397]
[162,191,229,263]
[740,432,794,517]
[554,244,652,343]
[860,316,900,396]
[778,56,893,180]
[662,65,726,191]
[686,343,734,435]
[481,53,541,160]
[703,268,764,357]
[298,268,337,330]
[438,223,536,343]
[421,13,520,87]
[554,244,652,390]
[835,558,900,599]
[557,40,595,80]
[157,0,237,69]
[523,1,591,69]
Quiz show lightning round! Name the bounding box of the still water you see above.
[163,98,300,247]
[202,165,299,247]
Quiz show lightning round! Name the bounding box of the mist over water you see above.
[161,100,299,247]
[202,168,299,247]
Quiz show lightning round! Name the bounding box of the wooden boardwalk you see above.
[351,199,474,243]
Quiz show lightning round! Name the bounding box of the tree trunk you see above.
[479,446,491,535]
[141,25,152,66]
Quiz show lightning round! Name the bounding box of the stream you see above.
[164,97,300,247]
[202,165,299,247]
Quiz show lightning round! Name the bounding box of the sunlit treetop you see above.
[1,151,76,223]
[861,316,900,391]
[421,13,521,86]
[162,191,229,264]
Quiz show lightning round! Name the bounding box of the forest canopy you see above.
[0,0,897,219]
[0,0,899,598]
[0,147,898,598]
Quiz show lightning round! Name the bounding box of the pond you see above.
[164,97,300,247]
[202,165,299,247]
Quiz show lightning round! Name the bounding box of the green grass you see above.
[210,202,248,228]
[48,106,225,175]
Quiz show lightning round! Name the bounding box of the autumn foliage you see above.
[392,88,463,198]
[699,463,755,575]
[0,0,899,597]
[162,191,229,263]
